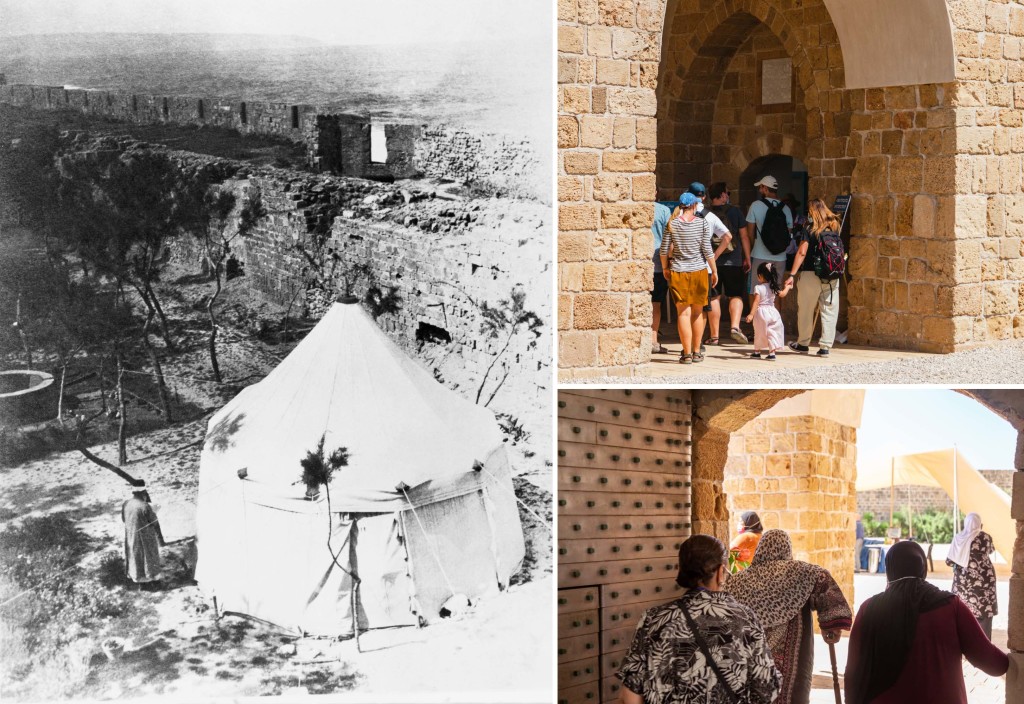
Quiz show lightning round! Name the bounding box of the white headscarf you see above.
[947,512,983,568]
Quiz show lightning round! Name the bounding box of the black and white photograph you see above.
[0,1,552,700]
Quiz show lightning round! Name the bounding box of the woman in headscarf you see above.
[728,510,763,568]
[617,534,781,704]
[725,529,852,704]
[845,541,1008,704]
[945,512,998,638]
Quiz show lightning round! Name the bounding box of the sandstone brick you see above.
[607,87,657,116]
[603,149,656,172]
[559,25,585,54]
[561,86,592,114]
[632,173,656,201]
[597,328,647,365]
[560,203,601,231]
[558,0,577,22]
[635,118,657,149]
[559,175,584,202]
[559,233,591,264]
[601,203,652,229]
[597,59,630,86]
[611,261,651,291]
[559,330,598,367]
[582,262,611,291]
[612,117,635,148]
[564,150,600,174]
[580,115,613,148]
[591,231,631,260]
[561,262,585,291]
[573,292,628,329]
[592,173,631,201]
[628,295,652,327]
[588,26,613,57]
[558,294,573,330]
[558,116,580,149]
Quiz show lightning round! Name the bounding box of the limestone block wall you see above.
[945,2,1024,347]
[557,0,661,378]
[558,0,1024,375]
[723,414,857,605]
[557,389,692,704]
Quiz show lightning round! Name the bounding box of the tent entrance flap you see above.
[401,490,501,624]
[351,513,418,629]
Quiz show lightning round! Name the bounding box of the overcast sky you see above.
[0,0,550,45]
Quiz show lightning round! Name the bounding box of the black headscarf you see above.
[739,510,763,533]
[845,541,953,704]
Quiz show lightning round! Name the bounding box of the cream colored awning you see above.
[857,448,1012,559]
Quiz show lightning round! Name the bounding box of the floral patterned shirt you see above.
[617,589,781,704]
[946,531,998,619]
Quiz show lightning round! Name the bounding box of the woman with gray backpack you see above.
[784,198,846,357]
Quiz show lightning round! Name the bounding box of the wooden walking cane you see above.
[828,640,842,704]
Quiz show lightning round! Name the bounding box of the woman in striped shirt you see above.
[660,192,718,363]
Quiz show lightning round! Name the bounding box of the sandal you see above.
[706,337,720,346]
[679,353,693,365]
[730,328,748,344]
[692,351,705,363]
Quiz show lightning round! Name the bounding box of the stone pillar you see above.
[557,0,661,379]
[723,414,857,606]
[1008,429,1024,704]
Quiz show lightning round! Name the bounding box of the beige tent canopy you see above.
[857,448,1013,560]
[194,298,525,636]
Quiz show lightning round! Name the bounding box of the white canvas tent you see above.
[194,298,525,636]
[857,447,1013,560]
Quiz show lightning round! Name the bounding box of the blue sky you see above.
[859,389,1016,470]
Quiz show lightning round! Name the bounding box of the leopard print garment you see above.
[725,529,823,628]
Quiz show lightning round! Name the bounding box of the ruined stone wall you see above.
[414,128,546,200]
[57,136,550,416]
[1,85,543,198]
[723,413,857,607]
[557,389,692,704]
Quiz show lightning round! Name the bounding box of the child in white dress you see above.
[745,262,792,360]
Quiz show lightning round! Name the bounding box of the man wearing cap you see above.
[122,481,165,590]
[744,175,793,300]
[686,182,732,351]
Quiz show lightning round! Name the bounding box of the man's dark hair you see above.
[676,534,727,588]
[709,182,729,201]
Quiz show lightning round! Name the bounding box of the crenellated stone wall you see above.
[1,84,546,201]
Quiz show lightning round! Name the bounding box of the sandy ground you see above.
[0,249,552,701]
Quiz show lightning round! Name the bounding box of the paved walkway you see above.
[643,323,937,376]
[808,573,1008,703]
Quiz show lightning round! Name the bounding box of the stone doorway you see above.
[738,153,808,214]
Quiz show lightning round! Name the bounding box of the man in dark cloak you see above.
[122,482,165,589]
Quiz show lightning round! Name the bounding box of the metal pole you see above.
[889,456,895,527]
[952,446,959,533]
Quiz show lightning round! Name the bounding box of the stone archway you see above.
[558,0,1024,379]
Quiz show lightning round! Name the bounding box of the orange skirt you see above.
[668,270,709,307]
